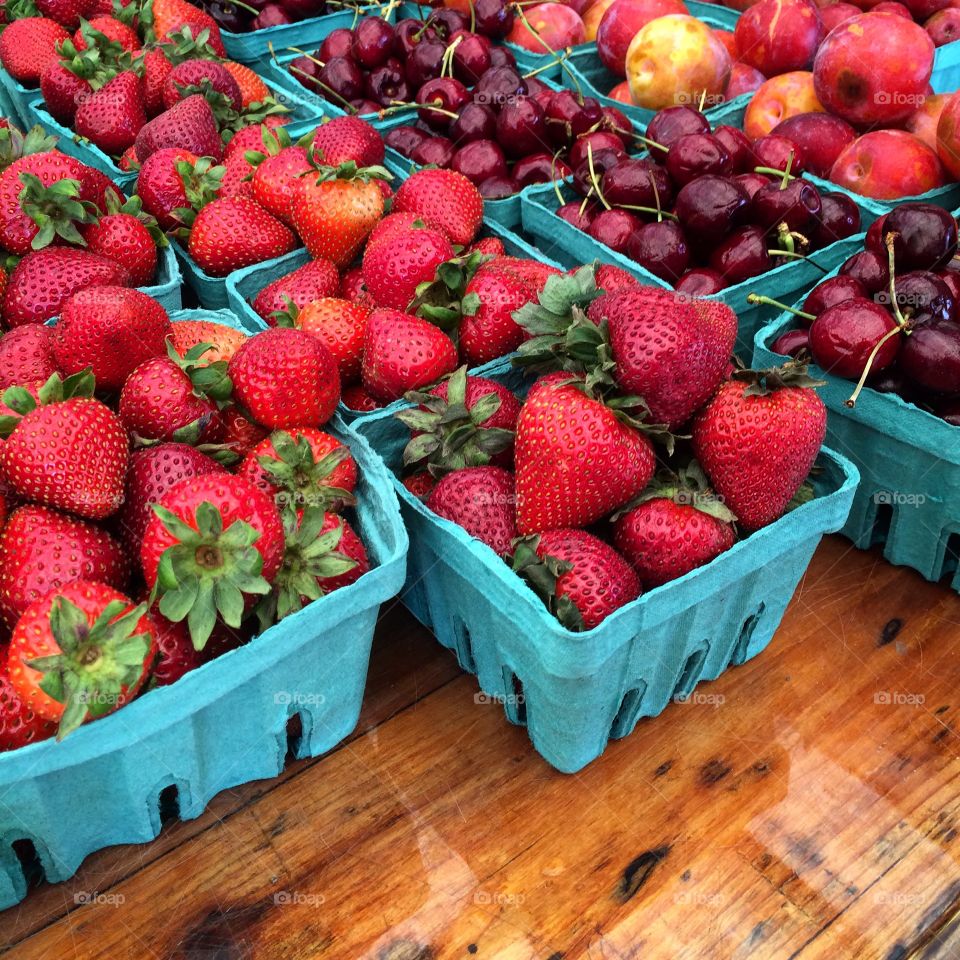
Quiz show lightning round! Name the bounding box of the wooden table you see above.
[2,536,959,959]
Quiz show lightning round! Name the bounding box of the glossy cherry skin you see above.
[888,271,955,325]
[513,152,570,187]
[452,139,507,183]
[545,89,602,147]
[478,174,518,199]
[320,57,364,101]
[751,179,822,235]
[385,125,428,157]
[366,65,408,106]
[839,250,889,294]
[450,30,492,85]
[645,106,710,161]
[602,158,672,211]
[427,8,469,37]
[252,5,292,28]
[666,134,732,187]
[812,193,860,248]
[899,321,960,397]
[352,17,396,68]
[751,135,806,175]
[802,275,866,322]
[289,56,322,94]
[450,102,497,145]
[674,175,749,243]
[808,297,900,380]
[393,19,423,58]
[474,66,527,111]
[571,149,622,196]
[208,1,246,31]
[771,328,810,358]
[495,98,548,158]
[864,214,889,255]
[474,0,514,37]
[319,28,353,60]
[675,268,725,296]
[351,99,381,116]
[940,270,960,304]
[588,209,642,254]
[568,131,626,172]
[883,204,959,272]
[557,200,597,230]
[626,220,689,282]
[734,172,771,200]
[405,41,446,88]
[411,136,455,167]
[708,226,772,285]
[416,77,470,130]
[488,46,517,68]
[714,125,754,173]
[600,106,632,148]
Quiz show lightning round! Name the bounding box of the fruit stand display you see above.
[0,0,958,913]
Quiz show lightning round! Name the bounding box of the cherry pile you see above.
[197,0,331,34]
[768,203,960,426]
[553,103,862,294]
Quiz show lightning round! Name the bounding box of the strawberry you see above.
[221,61,269,109]
[310,115,385,168]
[0,504,128,630]
[0,372,128,519]
[692,364,827,531]
[392,168,483,246]
[340,264,376,309]
[402,472,435,500]
[341,384,378,411]
[0,123,60,174]
[135,147,210,230]
[116,442,226,558]
[257,506,368,626]
[250,144,312,226]
[36,0,96,29]
[460,262,536,366]
[595,263,643,293]
[147,609,201,685]
[468,237,504,257]
[139,46,173,117]
[217,151,255,200]
[74,70,146,156]
[149,0,225,55]
[223,117,287,161]
[397,366,521,475]
[488,256,562,292]
[118,145,139,170]
[162,57,242,111]
[80,193,162,286]
[220,406,267,457]
[0,17,69,87]
[275,297,368,385]
[228,327,340,429]
[513,373,656,535]
[510,529,641,630]
[238,428,356,510]
[72,15,139,51]
[362,225,455,312]
[365,211,433,250]
[140,473,284,648]
[361,309,459,403]
[0,663,56,751]
[251,257,339,321]
[2,247,132,327]
[186,196,297,277]
[0,325,57,391]
[292,159,388,268]
[51,286,171,390]
[134,94,223,163]
[8,581,157,737]
[168,318,246,363]
[425,466,517,556]
[39,61,91,125]
[119,341,231,444]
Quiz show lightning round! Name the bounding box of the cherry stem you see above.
[844,324,905,408]
[767,249,828,273]
[619,202,677,221]
[746,293,815,321]
[467,0,476,33]
[286,45,325,68]
[510,3,582,99]
[779,151,794,190]
[385,99,459,119]
[586,142,611,211]
[754,165,796,180]
[884,230,909,329]
[550,149,567,207]
[440,34,463,79]
[287,65,355,113]
[635,133,668,154]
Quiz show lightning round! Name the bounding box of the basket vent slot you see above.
[455,622,477,674]
[672,647,708,701]
[284,712,304,766]
[158,784,180,827]
[730,604,766,666]
[610,684,647,739]
[12,839,45,890]
[871,498,893,547]
[939,532,960,585]
[500,669,527,726]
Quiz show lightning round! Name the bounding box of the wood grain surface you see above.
[2,537,959,960]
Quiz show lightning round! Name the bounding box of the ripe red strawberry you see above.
[150,0,225,55]
[0,17,69,86]
[119,341,230,444]
[692,366,827,530]
[511,529,641,630]
[220,407,267,457]
[52,286,171,390]
[134,94,223,163]
[250,145,312,225]
[398,367,521,474]
[251,256,339,322]
[147,609,201,685]
[39,61,91,124]
[80,197,160,286]
[402,472,435,500]
[276,298,368,385]
[162,57,242,111]
[595,263,643,293]
[139,46,173,117]
[426,466,517,556]
[36,0,96,30]
[340,264,376,309]
[513,373,656,534]
[2,248,132,328]
[468,237,504,257]
[460,262,536,366]
[0,504,128,630]
[310,116,385,167]
[614,494,736,589]
[392,168,483,246]
[488,256,563,292]
[0,326,57,391]
[362,225,455,311]
[217,150,255,200]
[140,473,284,648]
[292,163,386,268]
[221,61,269,109]
[0,662,56,751]
[365,211,434,249]
[72,15,139,51]
[0,374,129,519]
[135,146,203,230]
[223,117,287,161]
[117,442,226,558]
[341,383,379,411]
[8,581,157,737]
[228,327,341,429]
[238,428,356,509]
[168,319,247,363]
[74,71,146,156]
[361,309,459,403]
[187,197,297,277]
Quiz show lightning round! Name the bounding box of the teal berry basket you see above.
[933,41,960,93]
[141,242,183,312]
[0,73,42,128]
[220,3,397,64]
[753,306,960,593]
[520,178,866,355]
[346,364,859,773]
[0,309,408,910]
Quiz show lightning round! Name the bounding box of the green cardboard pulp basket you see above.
[347,364,859,773]
[0,309,408,909]
[754,305,960,593]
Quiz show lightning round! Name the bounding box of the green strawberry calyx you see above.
[170,156,226,233]
[613,462,737,524]
[0,369,96,436]
[396,365,515,477]
[731,359,826,398]
[302,154,393,187]
[100,190,169,247]
[405,249,491,334]
[255,505,358,629]
[144,25,220,67]
[58,22,133,88]
[242,124,313,173]
[26,597,153,739]
[17,173,100,250]
[255,430,357,511]
[0,124,59,174]
[150,500,271,650]
[508,535,585,633]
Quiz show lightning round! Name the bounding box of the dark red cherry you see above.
[666,133,731,186]
[864,213,889,255]
[427,7,469,37]
[416,77,469,129]
[644,105,710,162]
[940,270,960,303]
[568,131,625,172]
[350,98,380,116]
[626,220,690,282]
[771,327,810,358]
[808,297,900,379]
[802,275,866,321]
[708,226,772,284]
[495,98,547,158]
[888,271,955,325]
[601,158,669,210]
[674,175,749,242]
[813,192,860,247]
[450,30,492,84]
[899,321,960,396]
[411,136,455,167]
[600,105,632,148]
[288,55,322,94]
[751,179,822,234]
[557,200,597,230]
[385,125,428,158]
[513,152,570,187]
[474,65,526,111]
[393,19,423,58]
[571,148,622,196]
[450,102,497,145]
[351,17,395,68]
[487,46,516,68]
[452,139,508,184]
[839,250,889,294]
[734,172,770,200]
[366,65,408,106]
[251,4,291,28]
[588,209,642,254]
[884,203,959,271]
[474,0,514,37]
[478,174,518,199]
[319,27,353,60]
[713,125,754,173]
[405,41,446,88]
[545,89,598,147]
[320,57,364,101]
[675,268,725,296]
[752,135,806,174]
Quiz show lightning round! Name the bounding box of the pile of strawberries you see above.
[0,291,369,750]
[394,268,829,630]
